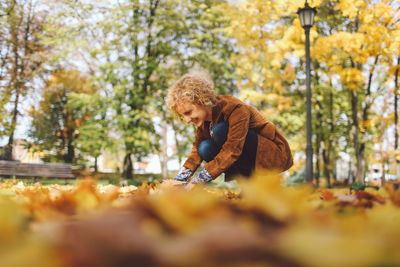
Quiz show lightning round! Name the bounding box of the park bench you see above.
[0,160,74,182]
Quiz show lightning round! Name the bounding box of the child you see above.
[166,72,293,184]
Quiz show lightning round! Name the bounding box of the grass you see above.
[0,172,164,186]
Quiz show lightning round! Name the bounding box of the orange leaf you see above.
[319,190,336,201]
[384,181,400,206]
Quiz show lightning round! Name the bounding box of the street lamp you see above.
[297,1,316,183]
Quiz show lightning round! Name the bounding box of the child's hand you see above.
[173,167,192,182]
[190,169,212,184]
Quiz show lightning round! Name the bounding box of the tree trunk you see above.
[315,134,320,187]
[358,144,366,184]
[5,1,35,161]
[123,153,133,179]
[329,89,337,182]
[322,147,331,188]
[94,156,98,173]
[348,157,353,184]
[172,126,183,167]
[333,154,337,181]
[64,136,75,163]
[357,56,379,184]
[174,133,183,167]
[394,56,400,179]
[351,89,362,182]
[6,84,20,161]
[321,135,332,188]
[5,89,19,160]
[381,152,386,186]
[160,120,168,180]
[5,15,22,161]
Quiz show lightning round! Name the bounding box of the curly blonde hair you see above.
[166,72,217,116]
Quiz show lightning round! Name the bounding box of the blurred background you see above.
[0,0,399,186]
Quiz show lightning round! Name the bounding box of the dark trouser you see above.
[198,122,258,180]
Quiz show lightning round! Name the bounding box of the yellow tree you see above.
[390,11,400,178]
[226,0,321,174]
[29,70,97,163]
[312,0,399,183]
[227,0,305,101]
[228,0,399,185]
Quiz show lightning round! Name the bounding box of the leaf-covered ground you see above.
[0,172,399,267]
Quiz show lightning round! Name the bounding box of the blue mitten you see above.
[190,168,213,184]
[174,166,192,182]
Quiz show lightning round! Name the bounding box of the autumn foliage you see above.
[0,173,399,267]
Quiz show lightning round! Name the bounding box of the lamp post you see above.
[297,1,316,183]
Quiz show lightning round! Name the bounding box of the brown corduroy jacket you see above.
[183,95,293,179]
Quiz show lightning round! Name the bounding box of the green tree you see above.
[154,0,238,178]
[68,92,112,172]
[46,0,238,179]
[312,0,399,183]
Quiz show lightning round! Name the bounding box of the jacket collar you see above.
[211,96,223,125]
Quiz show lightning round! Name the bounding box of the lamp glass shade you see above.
[297,6,316,28]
